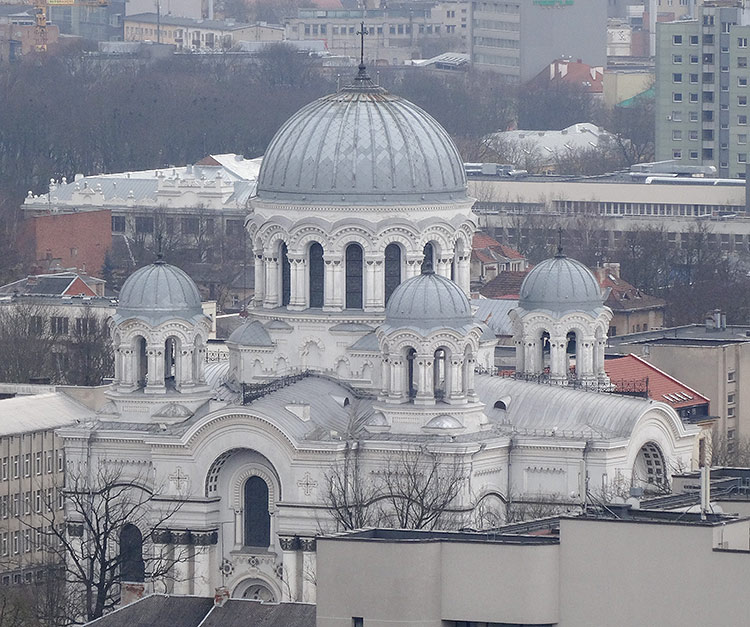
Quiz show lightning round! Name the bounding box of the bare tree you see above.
[63,310,114,386]
[711,432,750,467]
[0,302,56,383]
[323,444,470,532]
[33,461,188,624]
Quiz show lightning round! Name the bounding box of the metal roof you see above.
[0,392,94,436]
[472,298,516,336]
[256,79,467,205]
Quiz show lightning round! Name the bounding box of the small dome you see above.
[256,78,467,205]
[424,414,463,430]
[228,320,273,347]
[519,254,603,315]
[385,272,472,333]
[116,260,203,326]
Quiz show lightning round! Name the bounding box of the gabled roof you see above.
[597,272,666,312]
[604,354,710,410]
[0,392,94,436]
[0,272,99,297]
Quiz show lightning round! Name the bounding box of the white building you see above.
[6,65,701,606]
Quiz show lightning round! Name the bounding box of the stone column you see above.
[324,256,344,310]
[405,257,421,280]
[279,537,301,602]
[253,254,265,307]
[465,353,477,400]
[523,336,537,375]
[145,343,165,394]
[596,338,610,384]
[323,259,336,311]
[447,357,466,403]
[456,254,471,295]
[288,256,306,311]
[300,538,317,604]
[436,256,452,279]
[579,336,596,382]
[364,258,379,311]
[549,336,566,383]
[192,543,214,597]
[233,508,243,548]
[414,353,434,405]
[263,256,279,308]
[387,357,405,403]
[514,338,524,375]
[180,347,195,389]
[380,357,389,398]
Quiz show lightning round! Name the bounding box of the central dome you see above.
[115,260,204,326]
[519,254,603,315]
[256,80,467,205]
[384,271,472,333]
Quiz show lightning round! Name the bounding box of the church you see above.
[55,65,699,604]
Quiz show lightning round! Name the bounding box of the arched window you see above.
[309,242,325,308]
[244,476,270,548]
[345,243,363,309]
[384,243,401,304]
[136,336,148,388]
[433,348,447,400]
[566,331,577,375]
[164,337,178,388]
[280,243,291,307]
[406,348,417,399]
[421,242,434,274]
[493,400,507,410]
[120,524,144,583]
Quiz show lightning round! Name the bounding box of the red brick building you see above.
[18,209,112,276]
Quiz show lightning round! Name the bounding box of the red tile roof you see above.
[472,232,503,249]
[604,354,710,410]
[597,272,666,312]
[479,270,529,299]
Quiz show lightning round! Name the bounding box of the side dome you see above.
[227,320,273,347]
[115,259,203,326]
[256,78,467,205]
[384,271,472,333]
[519,254,603,315]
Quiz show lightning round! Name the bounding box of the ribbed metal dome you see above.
[256,79,467,205]
[384,271,472,333]
[116,260,203,325]
[519,254,603,315]
[227,320,273,347]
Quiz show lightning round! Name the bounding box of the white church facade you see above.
[51,67,700,604]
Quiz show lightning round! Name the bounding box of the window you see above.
[728,393,735,404]
[75,317,96,335]
[345,243,364,309]
[740,134,748,144]
[673,54,683,63]
[740,115,748,125]
[12,456,18,479]
[673,73,682,83]
[689,130,699,140]
[728,407,736,417]
[689,151,699,159]
[352,619,364,627]
[690,73,698,83]
[120,524,145,583]
[23,454,30,477]
[244,476,271,548]
[673,92,683,102]
[690,54,699,64]
[181,217,199,236]
[50,316,68,335]
[739,37,748,48]
[134,216,154,234]
[30,316,43,334]
[689,93,699,103]
[738,154,747,163]
[728,428,736,439]
[280,242,290,307]
[690,34,698,45]
[673,150,683,159]
[35,452,41,475]
[673,34,682,45]
[740,77,749,87]
[308,242,324,308]
[225,219,243,236]
[690,111,699,122]
[1,458,6,481]
[739,57,748,68]
[728,370,736,382]
[672,110,682,121]
[673,130,683,140]
[111,216,126,233]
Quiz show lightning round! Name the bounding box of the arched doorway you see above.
[309,242,325,308]
[345,243,363,309]
[234,579,276,602]
[244,476,271,548]
[406,347,417,400]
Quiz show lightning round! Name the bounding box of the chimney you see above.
[214,587,230,607]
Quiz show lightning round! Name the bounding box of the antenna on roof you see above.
[355,21,370,81]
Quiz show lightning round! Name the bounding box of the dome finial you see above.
[355,21,370,81]
[555,227,565,258]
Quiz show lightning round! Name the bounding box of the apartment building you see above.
[471,0,607,81]
[0,390,92,584]
[656,2,750,178]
